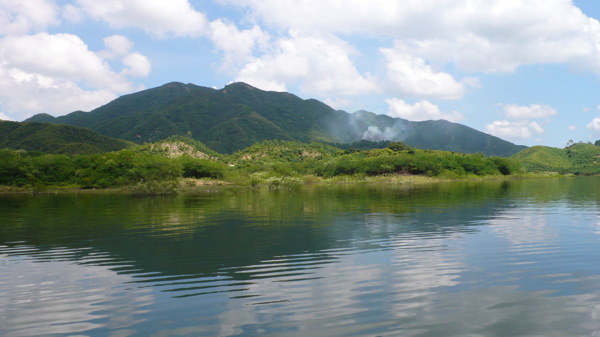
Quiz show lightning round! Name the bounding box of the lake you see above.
[2,177,600,336]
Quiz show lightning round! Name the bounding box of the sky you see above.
[4,0,600,147]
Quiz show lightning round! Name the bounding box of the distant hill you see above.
[0,121,133,154]
[27,82,527,156]
[512,143,600,175]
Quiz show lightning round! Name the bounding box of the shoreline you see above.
[0,173,566,195]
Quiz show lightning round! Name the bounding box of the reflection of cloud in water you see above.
[215,251,384,337]
[204,250,600,336]
[188,210,600,336]
[204,213,470,336]
[389,235,465,319]
[409,283,600,336]
[0,248,154,337]
[488,208,557,248]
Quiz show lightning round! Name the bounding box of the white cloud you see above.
[225,0,600,76]
[235,32,378,97]
[382,48,464,99]
[122,53,151,78]
[0,112,14,121]
[386,98,463,122]
[61,4,84,23]
[102,35,133,58]
[568,125,577,131]
[501,104,557,119]
[75,0,208,38]
[0,0,59,35]
[209,19,269,70]
[485,120,544,140]
[0,68,117,119]
[0,33,131,91]
[0,33,147,120]
[99,35,150,78]
[486,103,555,141]
[587,118,600,135]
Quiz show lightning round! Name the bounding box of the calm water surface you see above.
[2,177,600,336]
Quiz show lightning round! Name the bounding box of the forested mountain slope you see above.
[27,82,526,156]
[0,121,132,154]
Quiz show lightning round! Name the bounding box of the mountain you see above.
[27,82,527,156]
[0,120,133,154]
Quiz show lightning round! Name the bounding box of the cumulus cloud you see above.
[225,0,600,75]
[122,53,151,77]
[0,112,14,121]
[485,103,556,140]
[386,98,463,122]
[0,65,117,119]
[587,118,600,135]
[101,35,133,58]
[0,0,59,35]
[235,32,378,97]
[485,120,544,140]
[75,0,209,38]
[568,125,577,131]
[99,35,151,78]
[501,104,557,119]
[0,32,147,120]
[382,48,464,99]
[209,19,269,70]
[1,33,130,91]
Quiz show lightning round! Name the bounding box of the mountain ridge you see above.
[0,120,133,154]
[26,82,527,156]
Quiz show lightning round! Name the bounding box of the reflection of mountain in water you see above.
[0,178,595,281]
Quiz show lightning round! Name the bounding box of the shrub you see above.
[179,156,227,179]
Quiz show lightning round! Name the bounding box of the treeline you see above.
[230,140,520,179]
[0,138,523,193]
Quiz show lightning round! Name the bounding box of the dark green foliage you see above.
[0,149,181,189]
[230,142,520,179]
[565,143,600,175]
[0,120,132,154]
[330,140,392,151]
[0,150,28,186]
[0,138,524,191]
[26,82,526,156]
[178,156,227,179]
[314,149,521,178]
[388,142,412,152]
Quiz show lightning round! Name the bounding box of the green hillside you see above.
[0,139,522,191]
[512,143,600,175]
[0,121,133,154]
[27,82,526,156]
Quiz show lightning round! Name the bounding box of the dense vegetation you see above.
[26,82,526,156]
[0,137,523,193]
[511,142,600,175]
[0,120,132,154]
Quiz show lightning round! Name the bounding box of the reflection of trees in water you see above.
[1,178,598,281]
[4,178,600,336]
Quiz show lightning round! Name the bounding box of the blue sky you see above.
[3,0,600,147]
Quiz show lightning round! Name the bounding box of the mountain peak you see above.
[222,82,258,91]
[25,113,57,122]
